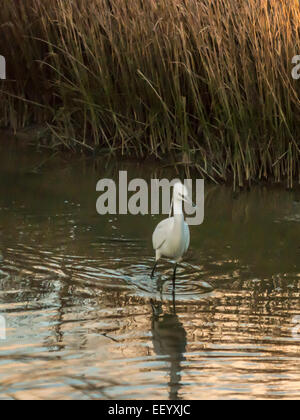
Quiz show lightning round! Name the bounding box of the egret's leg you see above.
[172,288,176,313]
[172,263,178,290]
[151,261,158,278]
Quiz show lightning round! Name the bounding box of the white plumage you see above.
[151,182,193,286]
[152,217,190,262]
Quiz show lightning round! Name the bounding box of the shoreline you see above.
[1,127,299,191]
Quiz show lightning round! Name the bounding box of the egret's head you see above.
[173,182,193,205]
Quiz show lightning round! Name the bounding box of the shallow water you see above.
[0,139,299,400]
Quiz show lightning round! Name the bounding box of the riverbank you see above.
[0,0,299,187]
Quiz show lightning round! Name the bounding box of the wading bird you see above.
[151,182,194,289]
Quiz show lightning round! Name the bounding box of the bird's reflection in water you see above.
[150,297,187,400]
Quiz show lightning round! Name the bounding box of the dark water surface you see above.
[0,139,299,400]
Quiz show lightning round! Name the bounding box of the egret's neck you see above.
[173,199,184,222]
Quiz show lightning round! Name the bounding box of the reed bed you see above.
[0,0,299,187]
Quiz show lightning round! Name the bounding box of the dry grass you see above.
[0,0,299,187]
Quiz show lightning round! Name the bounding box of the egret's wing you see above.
[152,217,174,250]
[183,221,190,253]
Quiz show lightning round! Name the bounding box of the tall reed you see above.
[0,0,299,187]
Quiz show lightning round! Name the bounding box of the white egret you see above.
[151,182,194,288]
